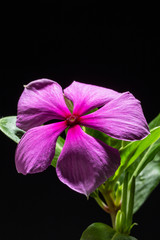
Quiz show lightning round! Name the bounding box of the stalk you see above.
[94,195,110,214]
[115,171,136,235]
[126,176,135,230]
[99,187,120,229]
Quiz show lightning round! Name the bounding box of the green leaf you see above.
[133,154,160,213]
[130,139,160,179]
[112,234,137,240]
[127,113,160,213]
[149,113,160,130]
[80,222,137,240]
[51,136,65,167]
[117,140,160,214]
[132,136,160,213]
[0,116,25,143]
[113,126,160,180]
[80,223,115,240]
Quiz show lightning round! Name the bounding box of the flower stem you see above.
[99,187,120,229]
[94,196,110,214]
[115,171,136,235]
[126,176,135,230]
[110,211,117,229]
[121,171,128,218]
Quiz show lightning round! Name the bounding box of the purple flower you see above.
[15,79,149,195]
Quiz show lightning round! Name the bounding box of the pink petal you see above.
[64,81,121,116]
[79,92,150,141]
[56,125,120,196]
[16,79,71,131]
[15,121,67,175]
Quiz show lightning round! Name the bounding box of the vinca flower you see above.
[15,79,149,195]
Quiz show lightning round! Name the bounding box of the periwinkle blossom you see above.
[15,79,149,196]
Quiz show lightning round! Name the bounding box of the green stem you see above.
[127,176,135,229]
[94,196,110,214]
[116,171,136,234]
[130,144,153,182]
[121,140,125,149]
[108,165,125,191]
[110,211,117,229]
[121,171,128,218]
[100,189,119,229]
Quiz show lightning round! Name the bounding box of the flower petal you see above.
[56,125,120,196]
[64,81,121,115]
[79,92,150,141]
[15,121,67,175]
[16,79,71,131]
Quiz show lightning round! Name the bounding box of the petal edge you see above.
[79,92,150,141]
[56,125,120,196]
[15,121,67,174]
[17,79,71,131]
[64,81,121,116]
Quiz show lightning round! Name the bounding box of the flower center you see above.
[66,114,79,126]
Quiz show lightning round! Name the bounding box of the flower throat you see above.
[66,114,79,126]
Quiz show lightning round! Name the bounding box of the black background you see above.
[0,3,160,240]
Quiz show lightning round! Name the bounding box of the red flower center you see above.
[66,114,79,126]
